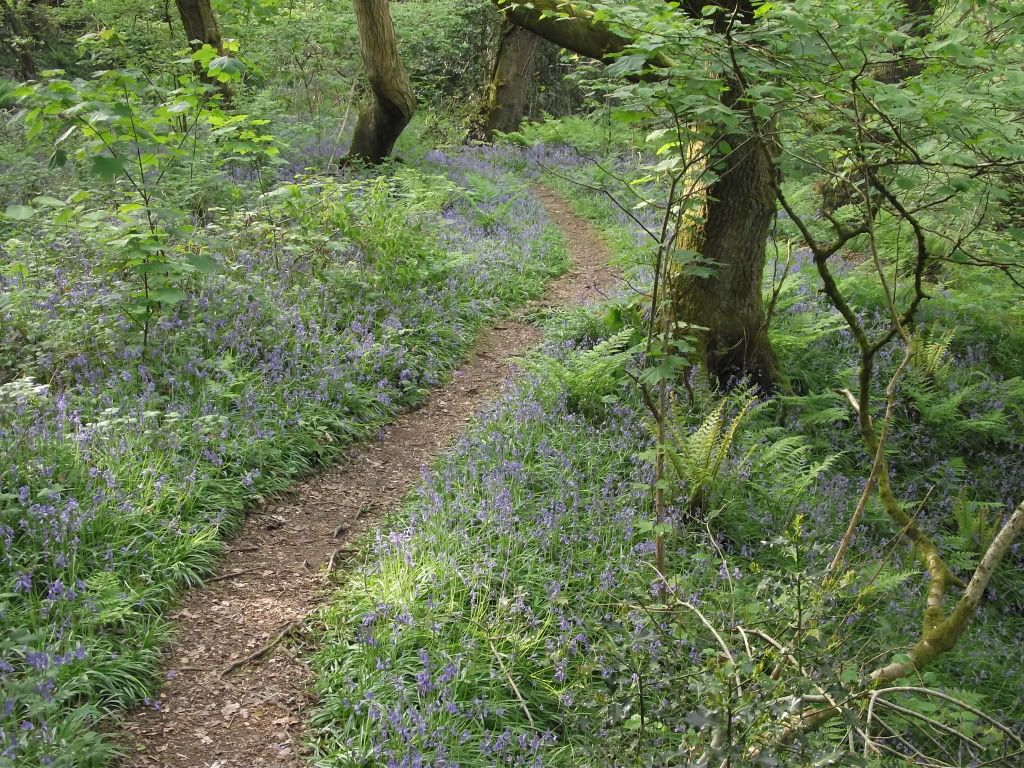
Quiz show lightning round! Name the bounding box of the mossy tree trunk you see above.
[494,0,779,387]
[673,125,780,389]
[481,22,540,138]
[346,0,416,164]
[174,0,231,97]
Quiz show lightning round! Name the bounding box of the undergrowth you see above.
[311,141,1024,766]
[0,148,567,766]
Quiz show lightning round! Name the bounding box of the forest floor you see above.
[114,185,617,768]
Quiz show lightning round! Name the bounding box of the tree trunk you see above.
[482,22,539,138]
[174,0,230,97]
[0,0,36,80]
[346,0,416,164]
[493,0,779,387]
[175,0,223,53]
[673,130,779,389]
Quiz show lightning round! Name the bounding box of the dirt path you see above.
[116,185,615,768]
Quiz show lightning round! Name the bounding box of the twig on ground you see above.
[219,618,305,678]
[487,637,535,729]
[204,569,255,584]
[868,687,1023,746]
[869,696,984,753]
[326,548,346,574]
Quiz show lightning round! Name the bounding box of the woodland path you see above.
[116,185,616,768]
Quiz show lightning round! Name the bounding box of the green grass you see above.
[310,162,1024,766]
[0,150,568,767]
[310,356,655,766]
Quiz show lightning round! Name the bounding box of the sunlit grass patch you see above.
[0,151,568,767]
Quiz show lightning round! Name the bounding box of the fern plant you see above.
[939,496,1005,576]
[743,429,840,501]
[903,368,1015,444]
[643,384,842,547]
[913,328,956,377]
[660,388,758,515]
[524,328,638,419]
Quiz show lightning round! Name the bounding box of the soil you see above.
[115,185,616,768]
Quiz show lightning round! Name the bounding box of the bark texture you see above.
[347,0,416,164]
[871,498,1024,683]
[1,0,36,80]
[673,128,779,389]
[175,0,224,53]
[175,0,231,96]
[493,0,779,387]
[494,0,630,61]
[482,23,540,138]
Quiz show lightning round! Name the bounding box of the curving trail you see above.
[117,185,615,768]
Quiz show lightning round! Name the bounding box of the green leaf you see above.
[53,208,77,226]
[186,253,220,274]
[613,109,647,124]
[2,261,30,278]
[148,288,188,305]
[91,155,127,180]
[191,43,218,67]
[32,195,66,209]
[4,205,35,221]
[134,262,180,275]
[207,56,246,82]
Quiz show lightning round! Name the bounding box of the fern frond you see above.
[913,328,956,377]
[715,391,757,478]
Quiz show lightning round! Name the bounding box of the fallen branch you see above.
[672,598,743,696]
[777,500,1024,747]
[326,547,354,574]
[869,687,1023,746]
[827,462,879,577]
[869,696,984,753]
[870,498,1024,684]
[204,569,255,584]
[487,637,535,729]
[219,618,305,678]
